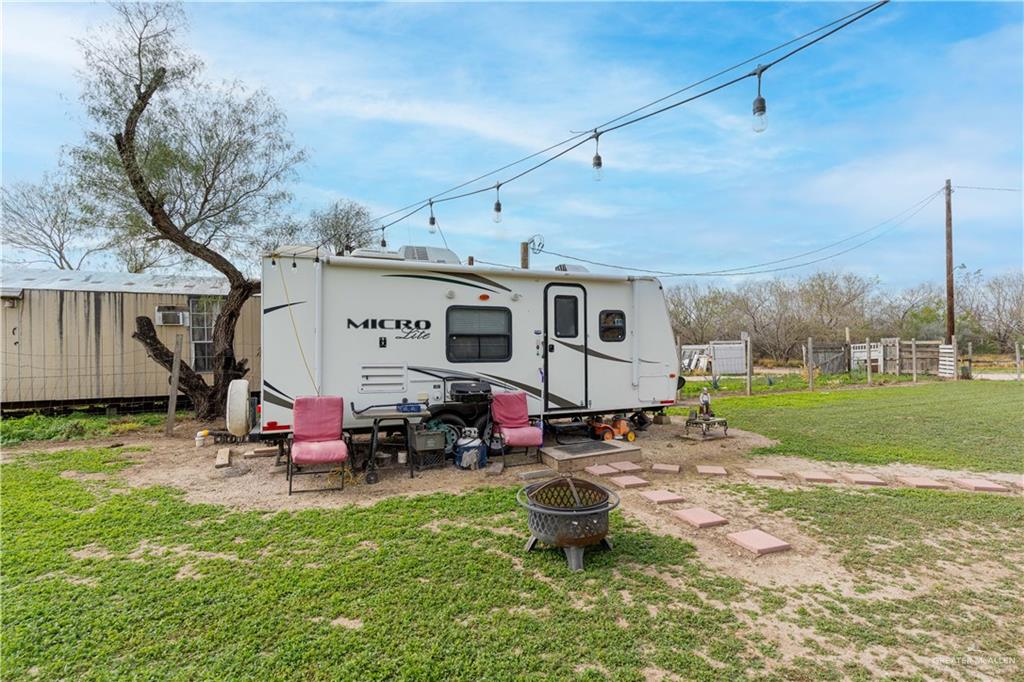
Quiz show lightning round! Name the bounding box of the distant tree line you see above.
[666,269,1024,358]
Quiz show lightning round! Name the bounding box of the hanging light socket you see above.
[493,184,503,223]
[428,200,438,234]
[592,132,603,181]
[752,65,768,133]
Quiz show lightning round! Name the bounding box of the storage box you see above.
[410,429,446,452]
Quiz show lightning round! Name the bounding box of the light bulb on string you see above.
[428,200,438,234]
[752,65,767,133]
[592,133,603,182]
[493,184,503,224]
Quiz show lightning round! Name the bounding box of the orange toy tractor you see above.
[588,415,637,442]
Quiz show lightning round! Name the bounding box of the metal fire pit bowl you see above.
[516,476,620,571]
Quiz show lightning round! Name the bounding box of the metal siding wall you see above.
[2,288,263,405]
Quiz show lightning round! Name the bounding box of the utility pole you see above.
[945,178,954,345]
[520,241,530,269]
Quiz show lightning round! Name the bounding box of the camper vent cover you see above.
[155,306,188,326]
[359,364,408,394]
[399,245,461,264]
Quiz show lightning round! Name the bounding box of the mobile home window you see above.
[599,310,626,342]
[189,297,221,373]
[446,306,512,362]
[553,296,578,338]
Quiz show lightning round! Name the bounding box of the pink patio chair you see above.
[288,395,350,495]
[491,392,543,465]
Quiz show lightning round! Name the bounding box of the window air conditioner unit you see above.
[155,306,189,326]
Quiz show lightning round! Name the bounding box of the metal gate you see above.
[938,344,956,378]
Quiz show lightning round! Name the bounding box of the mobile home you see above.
[249,245,679,434]
[1,270,261,409]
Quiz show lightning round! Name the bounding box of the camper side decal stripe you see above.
[554,339,661,365]
[407,366,577,409]
[263,391,294,410]
[383,274,496,292]
[264,301,306,314]
[429,271,512,292]
[263,380,293,400]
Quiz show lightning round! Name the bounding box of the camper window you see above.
[446,306,512,363]
[553,296,578,338]
[599,310,626,342]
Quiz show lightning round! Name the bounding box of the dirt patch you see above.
[70,544,114,561]
[174,564,202,581]
[60,471,110,481]
[330,616,363,629]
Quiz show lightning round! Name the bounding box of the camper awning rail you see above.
[314,254,659,284]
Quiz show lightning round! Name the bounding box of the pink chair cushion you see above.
[491,392,530,428]
[498,425,543,447]
[293,395,343,442]
[292,439,348,466]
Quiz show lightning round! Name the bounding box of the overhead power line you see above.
[536,186,945,278]
[953,185,1022,192]
[294,0,890,256]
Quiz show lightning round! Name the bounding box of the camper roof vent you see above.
[349,247,406,261]
[399,245,461,264]
[555,263,589,273]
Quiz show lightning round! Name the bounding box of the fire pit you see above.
[516,476,620,571]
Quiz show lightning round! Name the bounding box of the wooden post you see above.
[807,336,815,391]
[844,326,851,344]
[967,341,973,379]
[520,242,530,269]
[1016,342,1021,381]
[911,338,918,383]
[944,179,955,345]
[865,337,872,386]
[165,334,183,437]
[467,256,475,266]
[952,335,958,381]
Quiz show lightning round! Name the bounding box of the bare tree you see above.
[2,175,105,270]
[665,282,731,344]
[983,272,1024,351]
[309,200,376,253]
[72,2,305,418]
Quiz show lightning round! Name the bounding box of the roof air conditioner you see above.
[555,263,589,273]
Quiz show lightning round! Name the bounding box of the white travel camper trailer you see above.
[243,245,679,436]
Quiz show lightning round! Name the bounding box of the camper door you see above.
[544,284,587,410]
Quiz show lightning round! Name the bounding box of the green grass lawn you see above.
[0,412,171,447]
[678,372,911,398]
[676,381,1024,473]
[4,447,1022,680]
[1,447,760,681]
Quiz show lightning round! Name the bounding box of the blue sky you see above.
[3,1,1022,288]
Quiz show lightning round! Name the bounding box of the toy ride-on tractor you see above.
[587,415,637,442]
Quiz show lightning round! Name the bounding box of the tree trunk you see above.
[132,316,215,418]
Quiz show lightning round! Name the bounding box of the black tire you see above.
[677,376,687,390]
[431,413,466,455]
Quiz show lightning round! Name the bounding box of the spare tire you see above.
[226,379,251,437]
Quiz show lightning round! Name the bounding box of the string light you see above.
[428,200,438,234]
[751,64,767,133]
[492,184,503,224]
[380,230,388,248]
[289,0,888,251]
